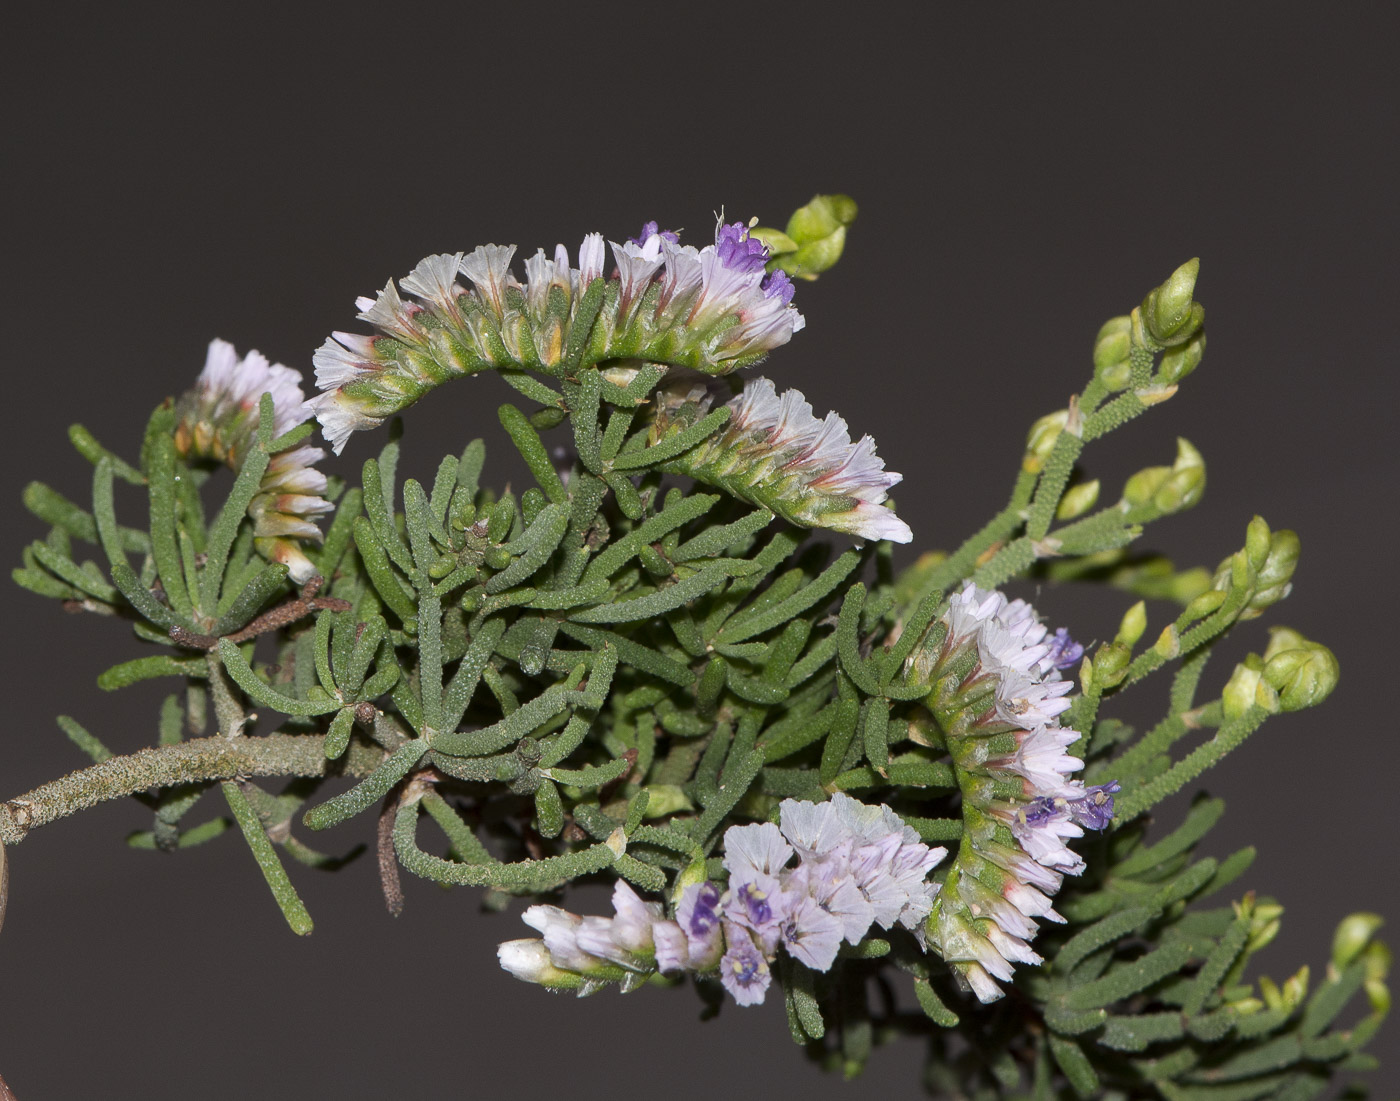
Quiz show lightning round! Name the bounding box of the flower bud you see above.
[641,784,693,817]
[1153,624,1181,659]
[1280,965,1310,1009]
[1332,912,1384,969]
[1151,438,1206,514]
[1123,465,1171,507]
[1093,316,1132,370]
[1263,626,1308,661]
[776,194,858,280]
[1244,530,1300,618]
[1056,479,1100,521]
[1263,641,1339,711]
[1363,940,1392,1013]
[1023,410,1069,474]
[1158,330,1206,385]
[1117,601,1147,647]
[1141,258,1204,347]
[1092,641,1131,688]
[1183,589,1227,623]
[1223,656,1280,719]
[1246,900,1285,954]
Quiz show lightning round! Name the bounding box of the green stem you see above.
[0,735,385,845]
[921,468,1037,596]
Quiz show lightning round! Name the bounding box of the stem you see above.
[0,735,385,845]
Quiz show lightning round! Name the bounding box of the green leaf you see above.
[485,502,568,594]
[1047,1034,1099,1099]
[98,654,208,691]
[570,559,760,624]
[200,446,269,611]
[499,403,567,504]
[719,548,861,644]
[913,978,959,1026]
[1064,941,1194,1010]
[303,739,428,831]
[217,638,341,717]
[611,407,730,470]
[222,781,313,935]
[581,492,719,585]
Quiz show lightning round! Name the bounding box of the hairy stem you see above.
[0,734,385,845]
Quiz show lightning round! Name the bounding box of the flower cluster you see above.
[174,339,331,583]
[308,219,805,453]
[912,583,1117,1002]
[498,794,944,1006]
[649,376,911,543]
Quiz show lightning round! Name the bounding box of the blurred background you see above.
[3,5,1396,1096]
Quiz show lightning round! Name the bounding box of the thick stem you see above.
[0,735,384,845]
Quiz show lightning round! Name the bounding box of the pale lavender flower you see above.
[459,244,519,316]
[780,893,845,972]
[722,821,794,881]
[521,905,595,972]
[990,724,1083,797]
[719,922,771,1007]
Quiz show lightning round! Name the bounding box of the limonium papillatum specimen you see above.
[3,193,1387,1098]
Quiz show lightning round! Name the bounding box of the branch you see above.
[0,734,385,845]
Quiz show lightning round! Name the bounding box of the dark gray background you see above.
[3,5,1396,1097]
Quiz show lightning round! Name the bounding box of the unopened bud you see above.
[1141,258,1204,346]
[1023,410,1069,474]
[776,194,858,280]
[1117,601,1147,647]
[1223,656,1280,719]
[1158,330,1206,385]
[1153,624,1181,659]
[1092,641,1131,688]
[1244,530,1300,618]
[1093,316,1133,390]
[641,783,693,817]
[1183,589,1227,622]
[1247,900,1285,954]
[1280,965,1310,1009]
[1264,641,1339,711]
[1332,912,1384,969]
[1152,439,1206,514]
[1123,465,1171,507]
[1056,479,1101,520]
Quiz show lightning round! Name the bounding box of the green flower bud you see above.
[672,855,709,902]
[1117,601,1147,647]
[1093,316,1133,369]
[1332,912,1384,969]
[785,193,858,243]
[1263,626,1309,661]
[1245,515,1273,571]
[1263,641,1339,711]
[1247,530,1300,618]
[1152,438,1206,514]
[1141,258,1204,347]
[774,194,858,281]
[1228,995,1265,1016]
[1056,478,1101,521]
[1183,588,1228,622]
[1280,965,1310,1009]
[640,784,693,818]
[1123,465,1171,507]
[1159,330,1206,385]
[1092,641,1131,688]
[1246,900,1285,954]
[1223,656,1280,719]
[1023,410,1069,474]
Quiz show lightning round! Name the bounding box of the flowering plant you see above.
[4,196,1386,1097]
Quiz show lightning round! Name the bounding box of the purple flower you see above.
[1066,782,1120,830]
[628,221,680,248]
[719,922,771,1007]
[760,268,795,304]
[713,221,770,273]
[1046,627,1084,671]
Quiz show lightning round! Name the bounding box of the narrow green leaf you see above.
[303,739,428,830]
[570,559,759,624]
[611,407,730,470]
[500,403,567,504]
[98,654,208,691]
[217,638,341,716]
[485,503,568,594]
[222,781,313,935]
[200,447,269,611]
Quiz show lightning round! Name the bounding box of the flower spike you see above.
[175,339,331,582]
[651,377,911,543]
[307,217,804,453]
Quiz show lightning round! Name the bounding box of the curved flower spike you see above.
[307,218,804,453]
[653,377,912,543]
[175,339,331,582]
